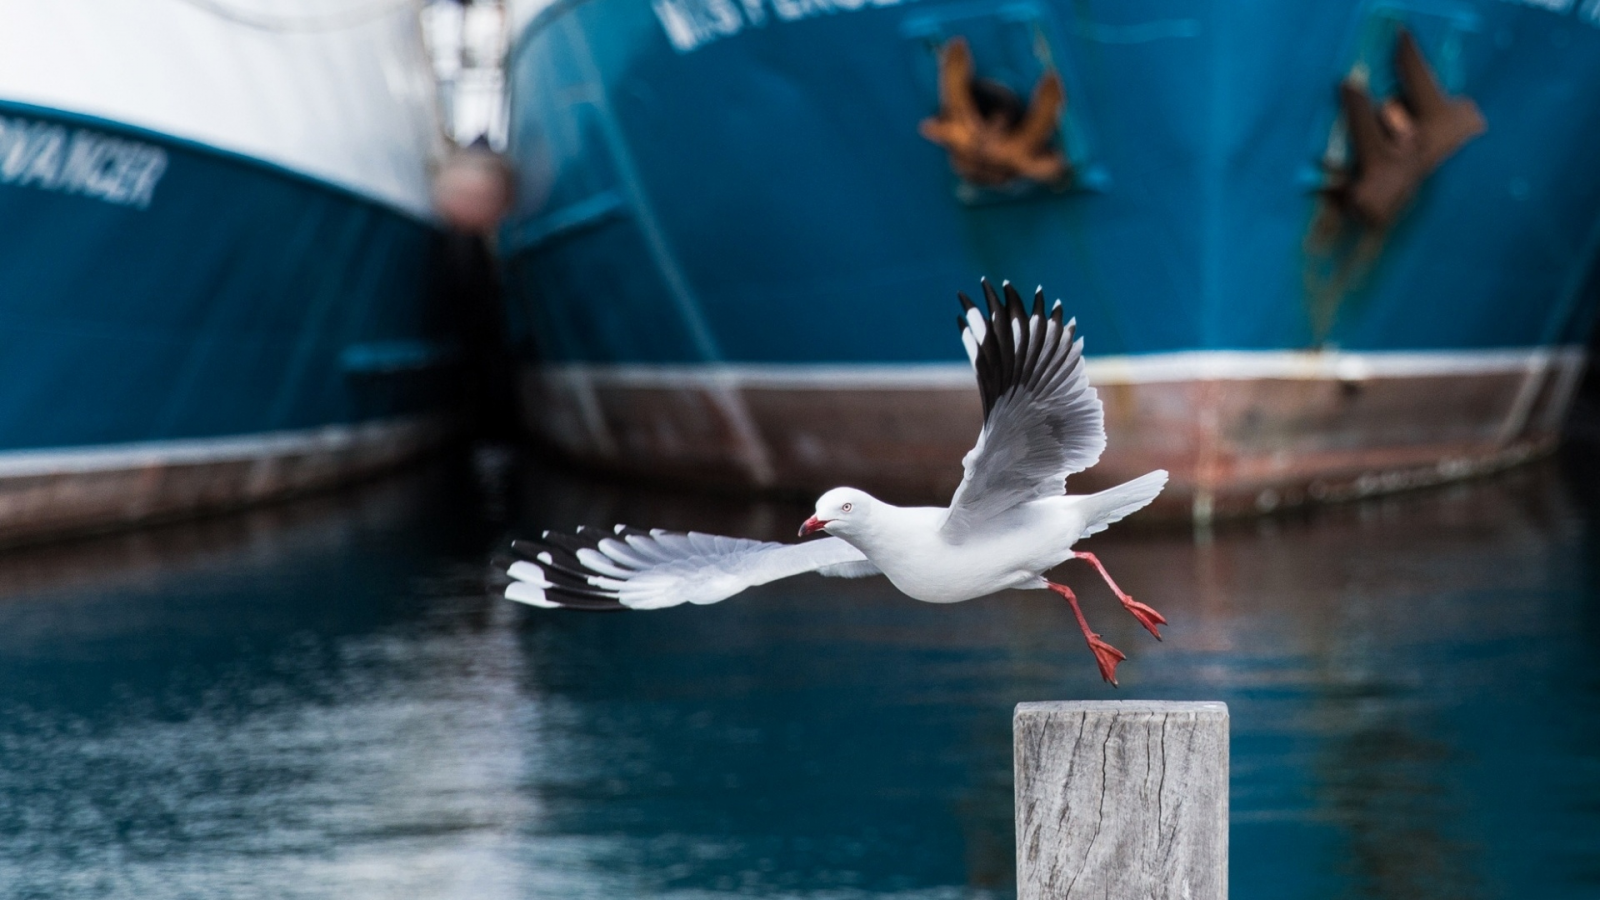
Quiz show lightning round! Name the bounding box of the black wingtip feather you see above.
[1003,281,1025,316]
[1003,283,1029,385]
[960,279,1090,423]
[981,278,1003,317]
[1020,298,1048,387]
[995,295,1017,391]
[968,282,1004,416]
[503,528,639,611]
[1038,326,1083,397]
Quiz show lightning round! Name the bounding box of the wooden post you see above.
[1014,700,1229,900]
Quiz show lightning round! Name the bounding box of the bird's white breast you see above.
[847,498,1089,603]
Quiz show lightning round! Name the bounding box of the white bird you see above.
[503,280,1169,684]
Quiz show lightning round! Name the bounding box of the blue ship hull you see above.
[0,102,452,541]
[501,0,1600,514]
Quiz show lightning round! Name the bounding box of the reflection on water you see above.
[0,448,1597,899]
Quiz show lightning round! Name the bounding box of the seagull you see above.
[502,280,1169,684]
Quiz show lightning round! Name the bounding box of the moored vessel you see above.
[0,1,457,542]
[499,0,1600,517]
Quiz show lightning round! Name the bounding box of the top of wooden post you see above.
[1016,699,1229,717]
[1014,700,1229,900]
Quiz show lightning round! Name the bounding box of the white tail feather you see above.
[1080,470,1168,537]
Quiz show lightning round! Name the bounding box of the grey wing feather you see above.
[943,280,1106,540]
[815,559,883,578]
[502,525,877,610]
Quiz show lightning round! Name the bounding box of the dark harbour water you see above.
[1,448,1598,900]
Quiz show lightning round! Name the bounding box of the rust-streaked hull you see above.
[0,415,450,546]
[518,350,1584,519]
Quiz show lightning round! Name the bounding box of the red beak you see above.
[799,515,828,537]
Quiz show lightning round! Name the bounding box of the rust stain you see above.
[1328,29,1486,229]
[1302,28,1486,343]
[918,37,1070,187]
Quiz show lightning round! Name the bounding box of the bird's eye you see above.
[841,502,853,512]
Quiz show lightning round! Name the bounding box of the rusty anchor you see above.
[1328,28,1486,228]
[918,37,1069,187]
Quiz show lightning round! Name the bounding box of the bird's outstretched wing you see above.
[942,279,1105,540]
[501,525,880,610]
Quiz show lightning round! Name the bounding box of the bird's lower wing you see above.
[501,526,879,610]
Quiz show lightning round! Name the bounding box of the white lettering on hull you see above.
[653,0,914,53]
[0,115,168,209]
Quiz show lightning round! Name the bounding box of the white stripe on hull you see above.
[0,416,442,479]
[541,346,1587,390]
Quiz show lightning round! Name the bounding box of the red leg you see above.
[1046,581,1126,686]
[1073,551,1167,641]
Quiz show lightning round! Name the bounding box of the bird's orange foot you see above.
[1121,597,1167,641]
[1087,634,1127,686]
[1047,578,1130,685]
[1072,551,1166,641]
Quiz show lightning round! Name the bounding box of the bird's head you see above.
[799,487,875,538]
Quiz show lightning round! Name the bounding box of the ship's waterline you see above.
[0,415,450,547]
[522,347,1584,516]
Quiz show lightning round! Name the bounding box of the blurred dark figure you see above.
[1561,267,1600,519]
[439,229,516,442]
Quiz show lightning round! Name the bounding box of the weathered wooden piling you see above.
[1014,700,1229,900]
